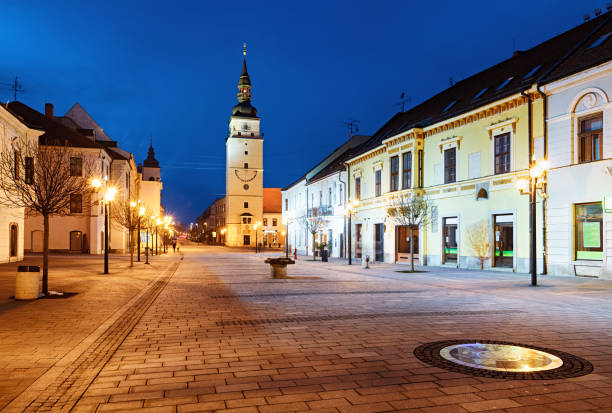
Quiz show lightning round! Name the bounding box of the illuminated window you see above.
[575,202,603,260]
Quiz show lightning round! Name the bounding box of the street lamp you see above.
[253,221,261,253]
[344,200,359,265]
[516,157,549,286]
[138,204,144,262]
[91,177,116,274]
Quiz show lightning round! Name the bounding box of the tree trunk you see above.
[312,233,316,260]
[409,226,414,273]
[42,213,49,295]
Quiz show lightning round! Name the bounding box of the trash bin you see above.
[15,265,40,300]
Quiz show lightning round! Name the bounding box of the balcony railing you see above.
[308,206,333,217]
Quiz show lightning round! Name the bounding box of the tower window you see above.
[244,202,248,208]
[238,132,241,136]
[251,132,254,136]
[245,151,248,155]
[244,163,248,169]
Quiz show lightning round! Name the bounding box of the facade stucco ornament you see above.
[582,93,597,109]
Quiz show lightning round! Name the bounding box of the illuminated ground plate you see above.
[414,340,593,380]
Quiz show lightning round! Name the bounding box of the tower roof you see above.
[143,139,160,168]
[232,43,258,118]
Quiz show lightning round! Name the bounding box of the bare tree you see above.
[0,138,94,294]
[387,194,432,272]
[111,197,140,267]
[298,216,326,260]
[466,220,490,270]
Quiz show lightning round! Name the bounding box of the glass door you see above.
[443,217,458,263]
[494,214,513,268]
[375,223,384,262]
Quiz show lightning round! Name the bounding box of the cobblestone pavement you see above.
[8,245,612,412]
[0,252,180,412]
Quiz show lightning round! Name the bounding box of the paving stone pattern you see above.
[7,246,612,412]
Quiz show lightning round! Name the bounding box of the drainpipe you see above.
[537,84,548,275]
[521,89,537,286]
[338,170,347,259]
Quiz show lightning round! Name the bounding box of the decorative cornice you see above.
[439,135,463,153]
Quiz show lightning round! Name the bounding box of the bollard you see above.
[362,255,370,269]
[15,265,41,300]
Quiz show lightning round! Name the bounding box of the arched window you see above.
[476,188,488,200]
[9,224,18,257]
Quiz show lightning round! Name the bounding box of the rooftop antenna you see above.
[0,76,24,101]
[395,91,412,112]
[344,119,360,137]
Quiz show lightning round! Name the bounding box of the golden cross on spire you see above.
[243,42,247,56]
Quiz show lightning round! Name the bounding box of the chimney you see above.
[584,13,591,21]
[45,103,54,118]
[594,8,602,16]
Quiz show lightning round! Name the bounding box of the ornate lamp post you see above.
[91,177,116,274]
[344,200,359,265]
[516,158,549,286]
[220,228,226,245]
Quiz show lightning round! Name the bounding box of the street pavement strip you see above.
[414,339,594,380]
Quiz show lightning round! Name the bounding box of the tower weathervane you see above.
[243,43,247,56]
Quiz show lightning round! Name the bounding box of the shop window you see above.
[70,194,82,213]
[390,156,399,191]
[494,133,511,174]
[575,202,603,260]
[70,157,82,176]
[402,152,412,189]
[375,170,381,197]
[444,148,456,183]
[578,114,603,163]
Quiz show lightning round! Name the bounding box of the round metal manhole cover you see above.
[414,340,593,380]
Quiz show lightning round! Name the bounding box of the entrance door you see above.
[70,231,82,251]
[494,214,513,268]
[339,233,344,258]
[396,226,419,263]
[443,217,458,263]
[375,223,384,262]
[32,230,43,253]
[243,235,251,246]
[355,224,362,258]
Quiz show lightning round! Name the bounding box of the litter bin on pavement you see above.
[15,265,40,300]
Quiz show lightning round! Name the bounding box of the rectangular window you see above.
[444,148,456,183]
[70,193,83,213]
[355,223,362,259]
[70,157,82,177]
[355,177,361,201]
[244,162,248,169]
[390,156,399,191]
[272,218,277,226]
[25,157,34,184]
[285,199,288,210]
[263,218,268,226]
[494,133,511,174]
[575,202,603,260]
[375,170,381,197]
[328,188,332,206]
[579,114,603,163]
[402,152,412,189]
[244,202,248,208]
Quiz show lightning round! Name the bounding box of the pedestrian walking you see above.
[172,241,176,253]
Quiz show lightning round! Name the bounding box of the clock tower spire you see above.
[224,44,264,247]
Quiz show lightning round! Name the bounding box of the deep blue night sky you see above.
[1,0,604,223]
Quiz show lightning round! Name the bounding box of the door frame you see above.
[490,210,516,271]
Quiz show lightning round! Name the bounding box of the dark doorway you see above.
[375,223,384,262]
[339,233,344,258]
[9,224,18,257]
[355,224,362,259]
[494,215,513,268]
[243,235,250,246]
[396,225,418,263]
[443,217,458,264]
